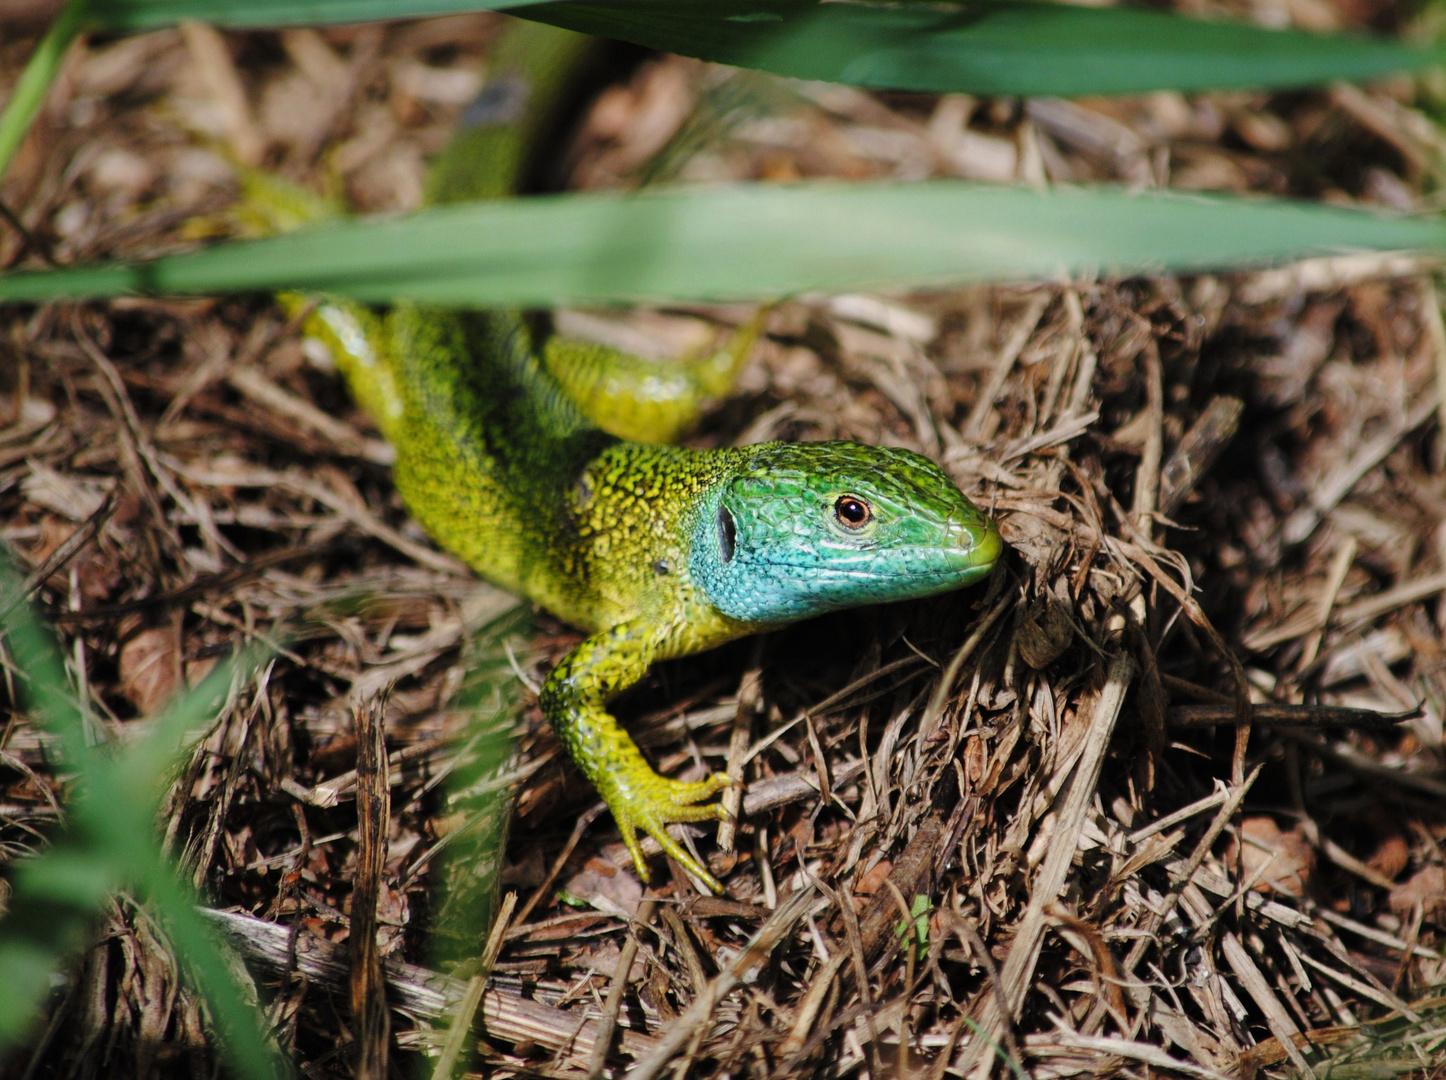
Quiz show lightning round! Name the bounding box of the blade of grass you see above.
[120,647,262,804]
[0,841,126,1044]
[509,0,1446,98]
[0,561,95,765]
[142,869,290,1080]
[0,569,285,1077]
[87,0,480,25]
[423,603,531,970]
[80,0,1446,98]
[66,653,257,865]
[0,0,89,181]
[0,833,288,1076]
[2,182,1444,307]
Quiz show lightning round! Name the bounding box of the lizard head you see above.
[689,442,1002,625]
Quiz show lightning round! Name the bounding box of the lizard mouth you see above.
[894,512,1003,590]
[770,514,1004,589]
[958,514,1003,577]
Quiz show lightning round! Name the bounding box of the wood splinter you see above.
[1157,395,1244,517]
[1167,702,1418,731]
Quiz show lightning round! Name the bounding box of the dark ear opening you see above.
[717,505,736,564]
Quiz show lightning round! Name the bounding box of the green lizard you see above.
[280,21,1002,893]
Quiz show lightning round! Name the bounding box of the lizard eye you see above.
[834,495,872,529]
[717,505,736,563]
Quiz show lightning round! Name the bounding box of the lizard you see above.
[270,19,1003,893]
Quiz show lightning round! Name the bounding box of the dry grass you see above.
[3,6,1446,1079]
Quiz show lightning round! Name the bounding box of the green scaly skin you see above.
[276,22,1003,893]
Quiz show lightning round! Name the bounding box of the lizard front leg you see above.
[539,620,732,892]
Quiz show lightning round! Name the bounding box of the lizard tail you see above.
[222,23,594,446]
[218,163,412,442]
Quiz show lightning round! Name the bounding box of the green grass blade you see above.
[88,0,480,26]
[0,575,149,1049]
[0,578,283,1075]
[2,183,1444,307]
[425,604,531,969]
[0,843,126,1045]
[511,0,1446,97]
[0,0,89,181]
[82,0,1445,97]
[68,649,266,866]
[0,565,95,770]
[120,648,263,805]
[0,840,288,1076]
[142,870,292,1080]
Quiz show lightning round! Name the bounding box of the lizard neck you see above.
[561,442,758,647]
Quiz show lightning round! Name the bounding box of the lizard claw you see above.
[605,771,733,893]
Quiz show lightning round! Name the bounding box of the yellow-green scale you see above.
[310,288,762,887]
[281,20,1003,893]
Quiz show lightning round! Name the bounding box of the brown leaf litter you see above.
[4,4,1446,1078]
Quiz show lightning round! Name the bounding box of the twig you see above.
[955,914,1024,1068]
[964,292,1050,439]
[0,197,57,268]
[1419,278,1446,474]
[226,365,393,465]
[778,950,848,1060]
[1131,340,1163,535]
[1159,672,1232,704]
[1281,390,1441,546]
[919,588,1013,741]
[431,891,517,1080]
[658,905,708,997]
[1336,569,1446,627]
[1035,1029,1234,1080]
[858,811,949,962]
[1299,536,1357,671]
[351,695,391,1080]
[1314,906,1441,963]
[178,19,265,164]
[717,666,761,853]
[738,759,865,816]
[1115,532,1254,780]
[281,472,469,576]
[590,899,656,1080]
[742,655,926,766]
[1283,730,1446,800]
[76,313,187,560]
[513,802,607,929]
[1124,766,1263,973]
[624,886,817,1080]
[1297,951,1418,1020]
[1166,702,1416,731]
[959,652,1135,1079]
[1127,786,1230,845]
[1236,252,1437,304]
[201,908,656,1064]
[1329,83,1433,177]
[49,540,341,625]
[0,486,118,622]
[1157,396,1244,516]
[1220,931,1312,1078]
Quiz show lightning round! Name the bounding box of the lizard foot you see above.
[604,771,734,893]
